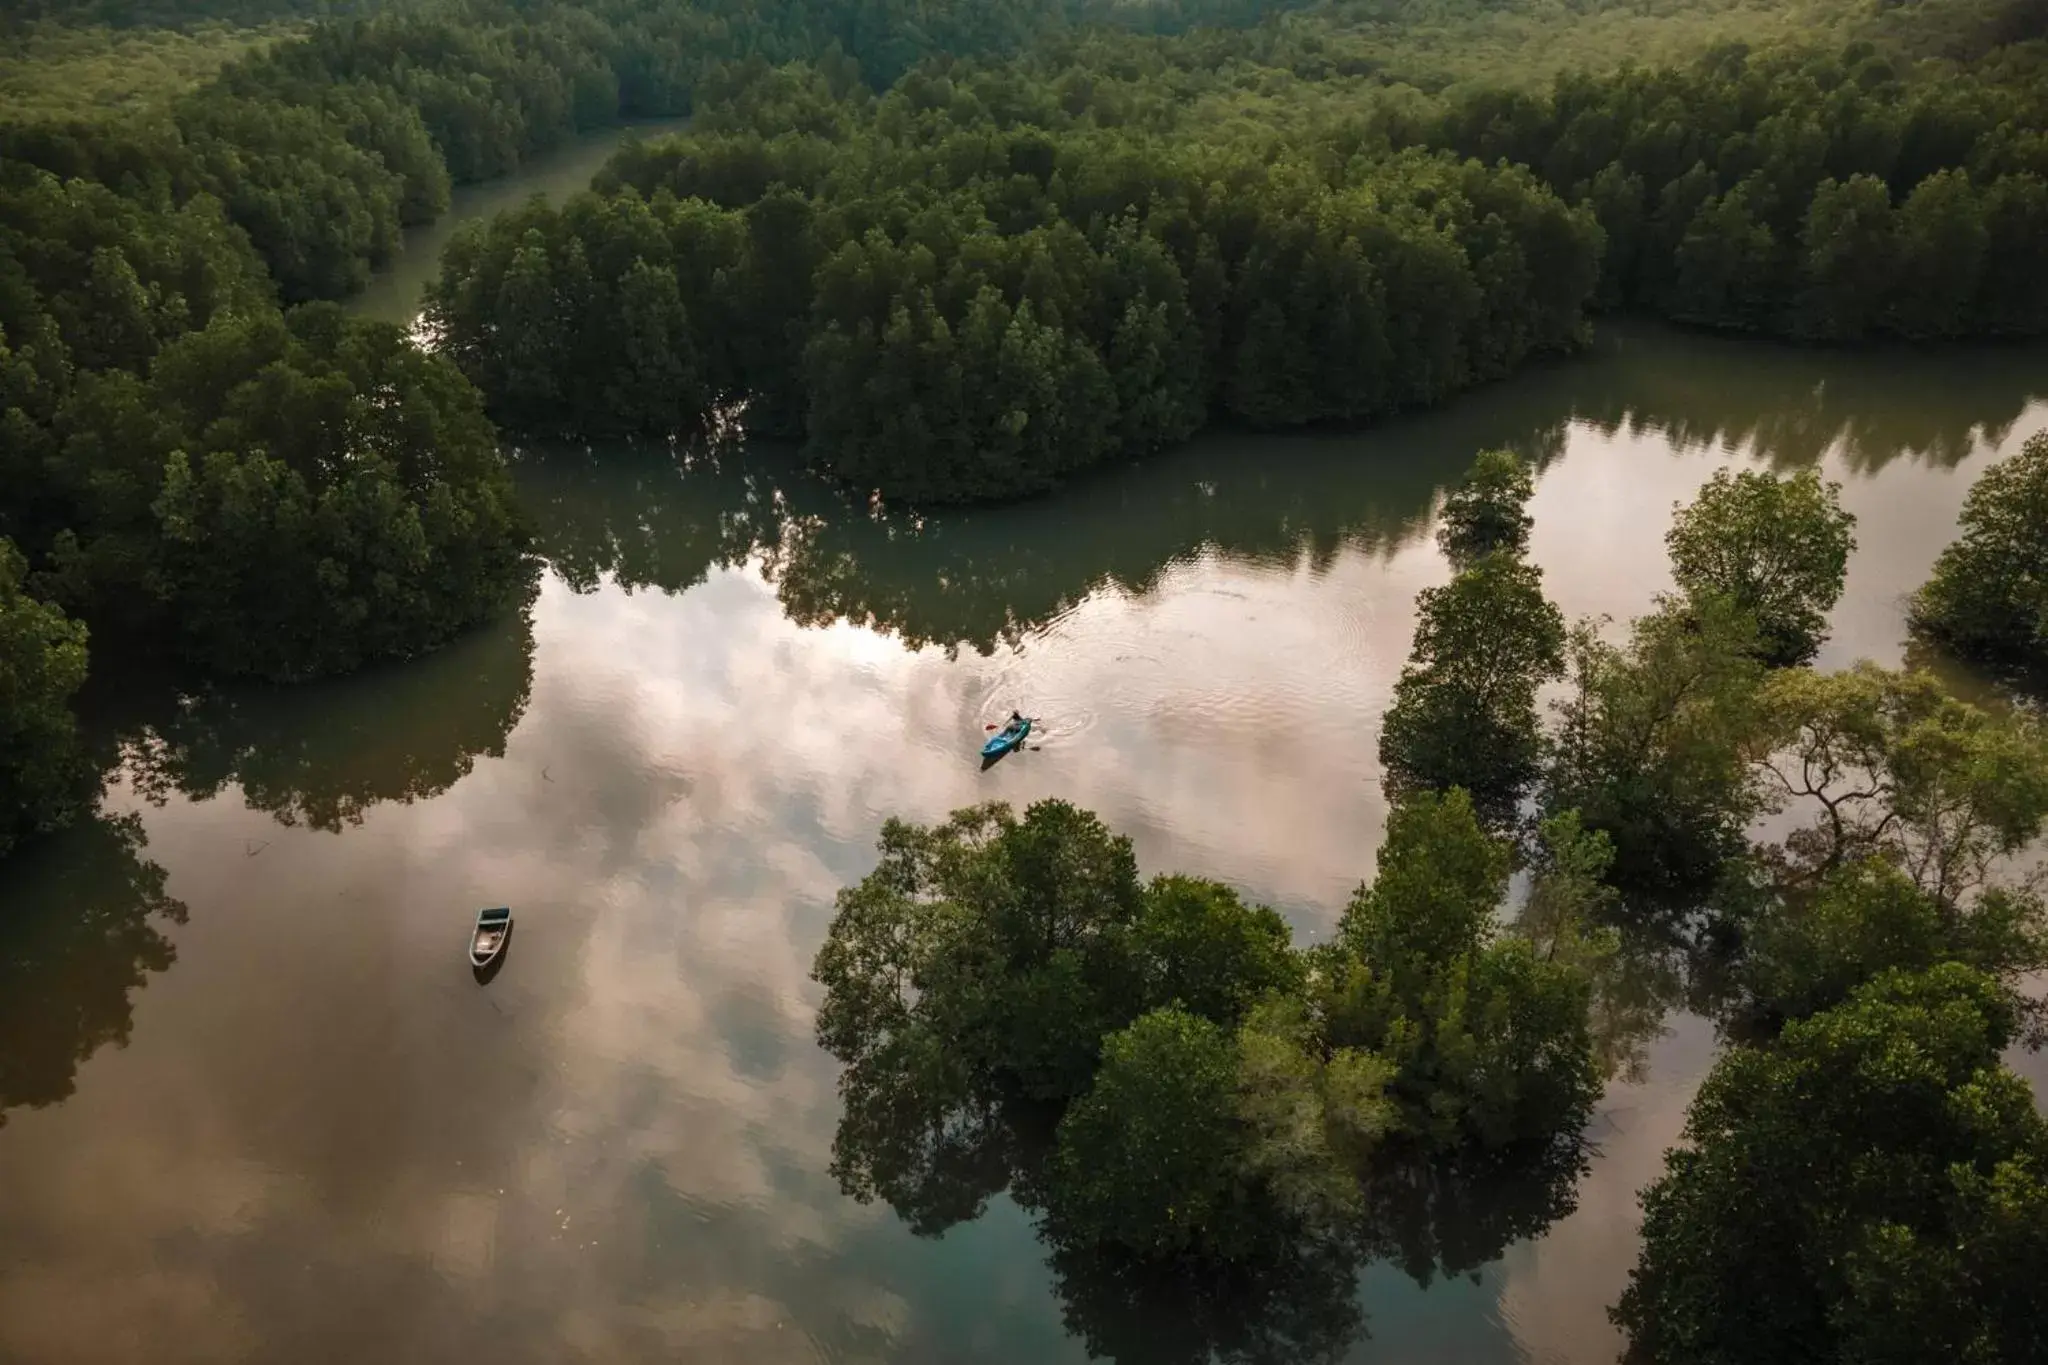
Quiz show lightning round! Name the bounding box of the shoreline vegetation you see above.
[5,3,2048,1356]
[813,450,2048,1363]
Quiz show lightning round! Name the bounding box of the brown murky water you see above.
[2,148,2044,1365]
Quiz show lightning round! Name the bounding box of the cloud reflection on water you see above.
[0,323,2044,1365]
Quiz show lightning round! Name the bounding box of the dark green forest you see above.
[431,27,2048,501]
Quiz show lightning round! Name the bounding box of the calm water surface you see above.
[2,169,2046,1365]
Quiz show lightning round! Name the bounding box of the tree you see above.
[1910,430,2048,677]
[1544,595,1769,903]
[1049,1008,1257,1258]
[1318,789,1599,1151]
[1795,174,1895,340]
[142,307,530,681]
[812,800,1146,1119]
[1132,876,1303,1026]
[1614,964,2048,1365]
[1379,555,1566,824]
[0,539,92,859]
[1665,467,1856,667]
[1724,857,2047,1037]
[1754,663,2048,908]
[1436,447,1535,569]
[1516,809,1679,1083]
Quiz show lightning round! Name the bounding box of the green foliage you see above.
[0,21,296,119]
[1725,857,2048,1035]
[1544,596,1769,902]
[0,538,93,859]
[1665,467,1856,667]
[1755,662,2048,908]
[1378,553,1565,823]
[814,790,1595,1309]
[1319,789,1600,1151]
[1133,875,1303,1026]
[1614,964,2048,1365]
[434,83,1602,501]
[1051,1007,1256,1258]
[1429,42,2048,342]
[83,306,524,680]
[1436,447,1535,570]
[812,799,1146,1125]
[1911,430,2048,677]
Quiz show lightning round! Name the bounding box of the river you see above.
[2,129,2045,1365]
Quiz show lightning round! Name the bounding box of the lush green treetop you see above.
[1665,467,1856,668]
[1436,447,1535,569]
[1614,963,2048,1365]
[1378,551,1566,823]
[1755,662,2048,907]
[1911,430,2048,680]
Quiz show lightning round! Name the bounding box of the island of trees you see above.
[814,449,2048,1363]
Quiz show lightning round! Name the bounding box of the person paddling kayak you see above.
[982,712,1033,760]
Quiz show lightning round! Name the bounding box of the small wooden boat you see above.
[470,907,512,969]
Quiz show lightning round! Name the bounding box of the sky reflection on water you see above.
[1,326,2045,1365]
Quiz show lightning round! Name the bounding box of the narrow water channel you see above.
[1,136,2043,1365]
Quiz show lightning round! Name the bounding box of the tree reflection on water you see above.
[116,575,539,832]
[825,1053,1585,1365]
[510,324,2046,662]
[0,813,186,1127]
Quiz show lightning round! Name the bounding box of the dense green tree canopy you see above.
[1544,594,1769,902]
[22,304,531,681]
[1317,788,1600,1151]
[1614,964,2048,1365]
[812,789,1597,1360]
[433,110,1604,501]
[1911,430,2048,678]
[1665,467,1856,667]
[0,538,93,859]
[1755,662,2048,906]
[1436,447,1535,569]
[1378,552,1565,823]
[1723,857,2047,1036]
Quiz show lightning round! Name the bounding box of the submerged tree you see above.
[1614,964,2048,1365]
[813,792,1599,1363]
[1754,663,2048,907]
[1721,857,2047,1039]
[1544,595,1769,904]
[1378,555,1566,824]
[1665,468,1856,667]
[1436,448,1536,569]
[1910,430,2048,679]
[1316,788,1600,1152]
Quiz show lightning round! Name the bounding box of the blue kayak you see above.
[982,717,1032,759]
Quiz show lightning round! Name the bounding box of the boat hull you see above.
[982,719,1031,759]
